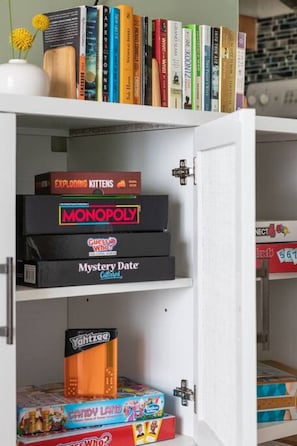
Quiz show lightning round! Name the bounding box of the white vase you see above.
[0,59,49,96]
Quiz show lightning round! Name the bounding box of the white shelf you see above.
[0,93,222,133]
[269,272,297,280]
[258,420,297,443]
[16,277,193,302]
[256,115,297,141]
[156,435,196,446]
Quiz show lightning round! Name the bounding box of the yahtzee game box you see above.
[17,377,165,435]
[17,414,175,445]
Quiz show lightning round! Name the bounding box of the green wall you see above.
[0,0,238,66]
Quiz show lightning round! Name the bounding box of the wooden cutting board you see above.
[43,45,77,99]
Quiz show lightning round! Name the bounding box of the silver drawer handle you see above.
[0,257,14,345]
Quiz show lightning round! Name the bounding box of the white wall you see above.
[0,0,238,66]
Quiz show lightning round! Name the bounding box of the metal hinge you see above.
[172,159,196,185]
[173,379,197,413]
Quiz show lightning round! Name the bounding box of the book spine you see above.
[182,27,192,109]
[78,6,87,100]
[108,7,120,103]
[102,5,109,102]
[220,27,237,113]
[142,16,152,106]
[235,31,246,110]
[85,7,98,101]
[96,5,103,101]
[167,20,182,109]
[152,18,168,107]
[200,24,211,111]
[118,4,134,104]
[133,14,142,105]
[210,26,220,112]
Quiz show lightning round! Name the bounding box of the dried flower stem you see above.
[8,0,14,58]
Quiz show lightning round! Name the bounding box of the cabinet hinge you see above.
[172,159,196,185]
[173,379,196,412]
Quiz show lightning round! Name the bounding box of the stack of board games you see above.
[16,171,175,288]
[257,361,297,423]
[16,377,176,444]
[256,220,297,273]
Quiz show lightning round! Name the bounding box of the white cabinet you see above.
[1,93,287,446]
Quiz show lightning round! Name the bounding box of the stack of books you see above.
[42,4,246,112]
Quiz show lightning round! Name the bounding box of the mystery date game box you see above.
[258,361,297,423]
[17,256,175,288]
[35,171,141,195]
[17,195,168,235]
[17,377,165,436]
[17,414,175,446]
[17,232,170,261]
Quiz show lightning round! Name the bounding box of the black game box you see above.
[16,195,168,235]
[17,232,171,260]
[17,256,175,288]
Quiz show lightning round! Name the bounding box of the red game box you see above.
[35,171,141,195]
[17,414,175,445]
[256,242,297,273]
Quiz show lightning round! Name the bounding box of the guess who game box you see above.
[256,243,297,273]
[257,361,297,423]
[35,171,141,195]
[17,377,165,435]
[16,195,168,235]
[17,414,175,445]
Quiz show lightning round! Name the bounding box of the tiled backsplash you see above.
[245,13,297,85]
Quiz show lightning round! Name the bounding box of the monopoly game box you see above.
[16,195,168,235]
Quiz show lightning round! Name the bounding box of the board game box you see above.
[35,171,141,195]
[16,195,168,235]
[17,232,170,261]
[258,361,297,423]
[256,242,297,273]
[17,413,175,445]
[256,221,297,243]
[17,256,175,288]
[17,377,165,435]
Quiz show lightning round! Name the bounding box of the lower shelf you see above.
[258,420,297,443]
[16,277,193,302]
[158,435,197,446]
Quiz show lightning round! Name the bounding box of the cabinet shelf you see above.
[258,420,297,443]
[16,277,192,302]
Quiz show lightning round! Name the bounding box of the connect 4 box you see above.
[17,414,175,445]
[258,361,297,423]
[17,377,165,436]
[256,221,297,243]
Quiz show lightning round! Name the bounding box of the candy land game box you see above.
[17,377,165,436]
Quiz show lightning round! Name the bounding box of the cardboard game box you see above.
[256,242,297,273]
[17,232,171,261]
[256,220,297,243]
[17,256,175,288]
[17,413,175,445]
[16,195,168,235]
[35,171,141,195]
[17,377,165,435]
[258,361,297,423]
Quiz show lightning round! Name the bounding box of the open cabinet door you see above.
[0,113,16,444]
[193,109,257,446]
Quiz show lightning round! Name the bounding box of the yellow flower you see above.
[32,14,50,32]
[10,28,33,52]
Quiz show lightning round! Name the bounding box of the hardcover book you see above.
[42,6,87,100]
[142,16,153,105]
[210,26,220,112]
[167,20,182,109]
[219,26,237,113]
[35,171,141,195]
[118,4,134,104]
[108,6,120,103]
[152,18,168,107]
[235,31,247,110]
[85,6,97,100]
[182,27,192,109]
[183,24,201,110]
[133,14,143,105]
[200,24,211,111]
[96,4,109,102]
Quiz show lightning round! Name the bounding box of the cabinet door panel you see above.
[194,110,257,446]
[0,113,16,444]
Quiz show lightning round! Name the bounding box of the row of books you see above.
[42,4,246,112]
